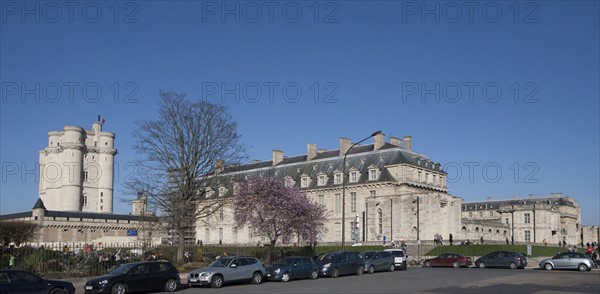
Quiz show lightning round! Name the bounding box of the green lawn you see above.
[425,244,581,257]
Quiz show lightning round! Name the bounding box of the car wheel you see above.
[310,270,318,279]
[111,282,126,294]
[252,271,263,284]
[389,264,395,272]
[331,268,340,278]
[368,265,375,274]
[49,288,67,294]
[281,272,290,282]
[425,261,432,267]
[453,262,460,268]
[544,263,553,271]
[356,266,364,276]
[164,278,178,292]
[509,262,517,269]
[578,264,589,272]
[211,275,223,288]
[478,262,486,269]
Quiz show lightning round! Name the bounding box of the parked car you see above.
[315,251,365,277]
[188,256,266,288]
[84,261,179,294]
[424,253,472,268]
[363,251,395,273]
[0,269,75,294]
[265,256,319,282]
[475,251,527,269]
[539,252,597,272]
[384,249,408,270]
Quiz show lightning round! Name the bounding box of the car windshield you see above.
[209,258,233,267]
[110,263,137,275]
[363,252,375,259]
[274,258,294,266]
[317,253,337,261]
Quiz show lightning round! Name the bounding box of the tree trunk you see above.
[266,239,277,265]
[177,231,185,262]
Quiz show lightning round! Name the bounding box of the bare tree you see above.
[0,221,40,246]
[129,91,245,261]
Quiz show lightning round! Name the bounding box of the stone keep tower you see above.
[39,123,116,213]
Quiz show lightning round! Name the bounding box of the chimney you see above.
[403,136,412,150]
[374,132,385,150]
[307,144,317,161]
[215,160,224,173]
[339,137,351,155]
[272,150,284,165]
[390,136,403,147]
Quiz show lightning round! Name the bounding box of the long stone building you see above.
[1,125,596,248]
[197,133,463,245]
[461,193,583,245]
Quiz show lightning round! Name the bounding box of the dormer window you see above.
[284,176,295,187]
[317,174,327,186]
[218,187,227,197]
[369,169,378,181]
[334,173,342,184]
[350,171,358,183]
[301,176,310,188]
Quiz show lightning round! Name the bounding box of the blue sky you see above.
[1,1,598,225]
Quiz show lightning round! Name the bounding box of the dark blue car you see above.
[0,269,75,294]
[266,256,319,282]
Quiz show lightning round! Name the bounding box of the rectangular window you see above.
[489,211,493,217]
[219,207,224,221]
[301,178,308,188]
[334,174,342,184]
[524,230,531,242]
[350,172,357,182]
[369,170,377,180]
[505,218,509,224]
[335,194,341,215]
[318,175,326,186]
[524,213,531,224]
[418,171,422,182]
[318,195,324,205]
[478,211,483,217]
[370,190,376,198]
[469,212,472,217]
[350,192,356,213]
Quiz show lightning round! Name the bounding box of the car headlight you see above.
[323,263,331,268]
[200,272,210,277]
[99,280,108,285]
[274,268,280,274]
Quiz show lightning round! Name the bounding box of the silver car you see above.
[539,252,597,272]
[188,256,266,288]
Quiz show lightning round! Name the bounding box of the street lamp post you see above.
[342,130,381,251]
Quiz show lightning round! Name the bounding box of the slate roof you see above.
[213,143,445,195]
[0,210,143,221]
[32,198,46,210]
[462,196,575,211]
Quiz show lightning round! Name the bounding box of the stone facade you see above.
[461,194,582,245]
[39,123,116,213]
[0,197,160,247]
[195,133,464,245]
[0,123,161,248]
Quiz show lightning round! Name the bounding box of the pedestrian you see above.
[115,249,122,267]
[449,233,453,246]
[8,253,16,269]
[480,236,484,245]
[506,237,509,245]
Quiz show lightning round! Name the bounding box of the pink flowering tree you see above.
[233,177,328,264]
